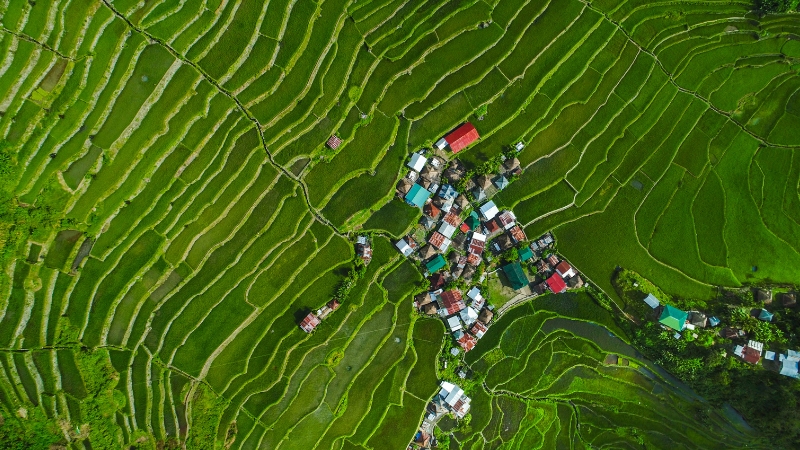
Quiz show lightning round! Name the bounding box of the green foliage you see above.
[500,248,518,264]
[185,384,226,450]
[0,409,63,450]
[473,104,488,118]
[754,0,800,13]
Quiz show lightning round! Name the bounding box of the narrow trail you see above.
[99,0,347,238]
[0,26,77,61]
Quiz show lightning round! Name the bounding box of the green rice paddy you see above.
[0,0,798,448]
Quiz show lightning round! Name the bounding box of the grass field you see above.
[1,0,798,448]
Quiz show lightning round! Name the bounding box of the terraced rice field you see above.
[458,294,759,449]
[0,0,798,448]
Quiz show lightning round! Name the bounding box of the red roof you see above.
[440,290,466,315]
[327,299,341,310]
[466,253,481,266]
[424,203,440,218]
[547,254,559,266]
[496,211,515,228]
[326,135,342,149]
[299,313,321,333]
[429,232,448,250]
[555,261,572,277]
[443,211,460,227]
[468,237,485,255]
[444,123,480,153]
[457,333,477,352]
[485,220,500,234]
[546,273,567,294]
[429,273,446,289]
[460,222,470,233]
[509,225,526,242]
[471,321,488,339]
[742,346,761,364]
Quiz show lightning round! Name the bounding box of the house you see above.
[424,203,441,218]
[659,305,688,331]
[780,351,800,378]
[299,313,321,333]
[471,321,488,339]
[405,184,432,208]
[504,157,521,172]
[503,262,529,290]
[708,316,721,327]
[567,275,584,289]
[408,152,427,171]
[541,234,554,245]
[509,225,526,243]
[326,135,342,149]
[720,327,743,339]
[460,307,479,326]
[426,254,447,273]
[545,273,567,294]
[473,186,487,202]
[439,184,458,200]
[440,290,466,315]
[688,311,707,328]
[435,137,449,150]
[462,211,480,232]
[442,211,460,227]
[420,216,436,229]
[546,254,559,266]
[466,253,481,266]
[451,265,464,279]
[494,175,509,190]
[555,261,575,278]
[414,431,431,448]
[396,178,412,196]
[455,194,470,210]
[642,294,660,309]
[462,265,476,280]
[514,142,524,151]
[439,221,457,240]
[356,242,372,263]
[456,330,478,352]
[438,381,471,418]
[478,200,500,220]
[495,234,514,251]
[475,174,493,191]
[484,219,501,235]
[478,308,493,324]
[423,303,439,315]
[444,123,480,153]
[467,287,484,309]
[782,292,797,307]
[429,232,451,251]
[415,292,433,308]
[419,244,438,260]
[468,232,486,255]
[395,238,415,257]
[536,259,550,273]
[741,340,763,364]
[446,315,462,331]
[421,165,439,182]
[758,309,774,322]
[429,273,446,290]
[754,288,772,305]
[496,211,516,229]
[519,247,534,261]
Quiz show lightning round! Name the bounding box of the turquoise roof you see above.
[426,255,446,273]
[659,305,688,331]
[519,247,534,261]
[502,262,528,290]
[405,184,432,208]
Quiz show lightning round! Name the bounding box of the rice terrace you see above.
[2,0,800,448]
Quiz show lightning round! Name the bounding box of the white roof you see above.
[781,359,799,378]
[471,232,486,242]
[479,201,499,219]
[734,345,744,357]
[643,294,660,309]
[395,239,412,256]
[408,153,427,171]
[467,287,482,301]
[787,349,800,360]
[765,351,776,360]
[748,340,764,352]
[515,142,524,151]
[460,307,479,325]
[435,138,448,149]
[439,222,457,239]
[446,315,462,331]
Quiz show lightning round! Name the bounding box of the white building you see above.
[395,239,413,257]
[642,294,660,309]
[780,350,800,378]
[446,315,462,332]
[439,381,471,418]
[435,138,448,150]
[479,201,499,220]
[460,307,479,326]
[439,222,457,239]
[407,152,427,171]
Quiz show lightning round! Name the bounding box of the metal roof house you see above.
[395,238,414,257]
[659,305,688,331]
[479,201,499,220]
[407,152,427,172]
[426,254,447,273]
[444,123,480,153]
[438,381,471,418]
[299,313,321,333]
[642,294,660,309]
[758,309,774,322]
[503,261,528,290]
[546,273,567,294]
[519,247,534,261]
[405,184,432,208]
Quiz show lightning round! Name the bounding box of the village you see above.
[295,122,799,450]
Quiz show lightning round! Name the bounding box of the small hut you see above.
[396,178,412,196]
[503,157,521,173]
[754,288,772,305]
[478,308,494,324]
[782,292,797,307]
[419,244,437,260]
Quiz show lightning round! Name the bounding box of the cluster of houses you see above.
[299,299,341,333]
[416,286,493,353]
[641,290,800,379]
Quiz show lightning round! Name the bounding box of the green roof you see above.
[405,184,431,208]
[465,211,480,230]
[425,255,446,273]
[519,247,534,261]
[502,261,528,290]
[659,305,688,331]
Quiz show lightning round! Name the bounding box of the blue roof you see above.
[709,316,720,327]
[405,184,432,208]
[519,247,534,261]
[759,309,773,322]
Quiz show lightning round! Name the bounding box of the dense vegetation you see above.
[1,0,799,448]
